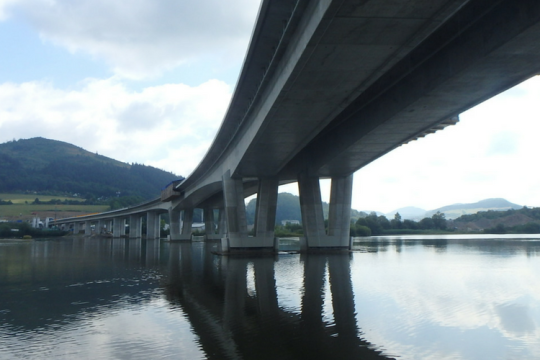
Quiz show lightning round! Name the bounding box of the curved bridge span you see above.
[54,0,540,251]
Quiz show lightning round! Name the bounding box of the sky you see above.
[0,0,539,214]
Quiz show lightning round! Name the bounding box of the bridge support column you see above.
[97,219,104,235]
[129,215,141,238]
[84,221,92,236]
[327,174,353,246]
[217,208,227,237]
[146,212,160,239]
[168,207,182,241]
[298,173,353,251]
[222,172,248,252]
[113,217,125,238]
[204,208,217,240]
[222,173,278,252]
[253,178,279,250]
[179,208,193,240]
[105,220,113,234]
[298,174,326,251]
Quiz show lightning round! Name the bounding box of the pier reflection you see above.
[2,236,539,359]
[163,243,391,360]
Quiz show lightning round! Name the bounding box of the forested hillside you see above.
[0,138,180,199]
[450,206,540,233]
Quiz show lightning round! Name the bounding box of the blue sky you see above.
[1,0,539,214]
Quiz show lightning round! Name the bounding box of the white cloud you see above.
[352,76,540,212]
[0,0,19,21]
[486,132,520,156]
[0,78,232,176]
[5,0,260,79]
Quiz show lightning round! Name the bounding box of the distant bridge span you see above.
[54,0,540,251]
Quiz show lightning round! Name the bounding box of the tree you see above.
[377,215,391,230]
[351,224,371,237]
[419,217,434,230]
[432,211,447,230]
[391,212,402,229]
[357,213,381,235]
[403,219,419,230]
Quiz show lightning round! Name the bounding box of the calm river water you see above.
[1,235,539,359]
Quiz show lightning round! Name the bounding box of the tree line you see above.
[351,211,447,236]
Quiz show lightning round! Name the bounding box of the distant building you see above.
[281,220,300,226]
[31,216,44,228]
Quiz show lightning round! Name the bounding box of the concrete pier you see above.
[180,208,193,240]
[298,174,353,251]
[84,221,92,236]
[113,217,125,238]
[222,173,277,252]
[253,178,279,249]
[168,207,181,241]
[222,172,248,251]
[129,215,142,238]
[146,211,160,239]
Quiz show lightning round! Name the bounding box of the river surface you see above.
[1,235,539,360]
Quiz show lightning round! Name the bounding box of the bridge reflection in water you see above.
[163,242,390,360]
[3,237,539,359]
[0,238,391,359]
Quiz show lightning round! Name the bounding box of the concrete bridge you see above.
[53,0,540,251]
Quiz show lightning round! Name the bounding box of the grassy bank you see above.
[0,193,108,220]
[0,204,108,218]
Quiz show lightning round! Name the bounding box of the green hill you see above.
[0,137,181,199]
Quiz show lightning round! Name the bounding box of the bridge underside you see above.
[233,0,540,179]
[55,0,540,252]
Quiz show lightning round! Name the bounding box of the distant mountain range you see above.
[385,198,522,220]
[0,137,180,199]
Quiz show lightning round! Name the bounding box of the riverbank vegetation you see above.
[352,206,540,236]
[350,211,449,236]
[0,193,150,221]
